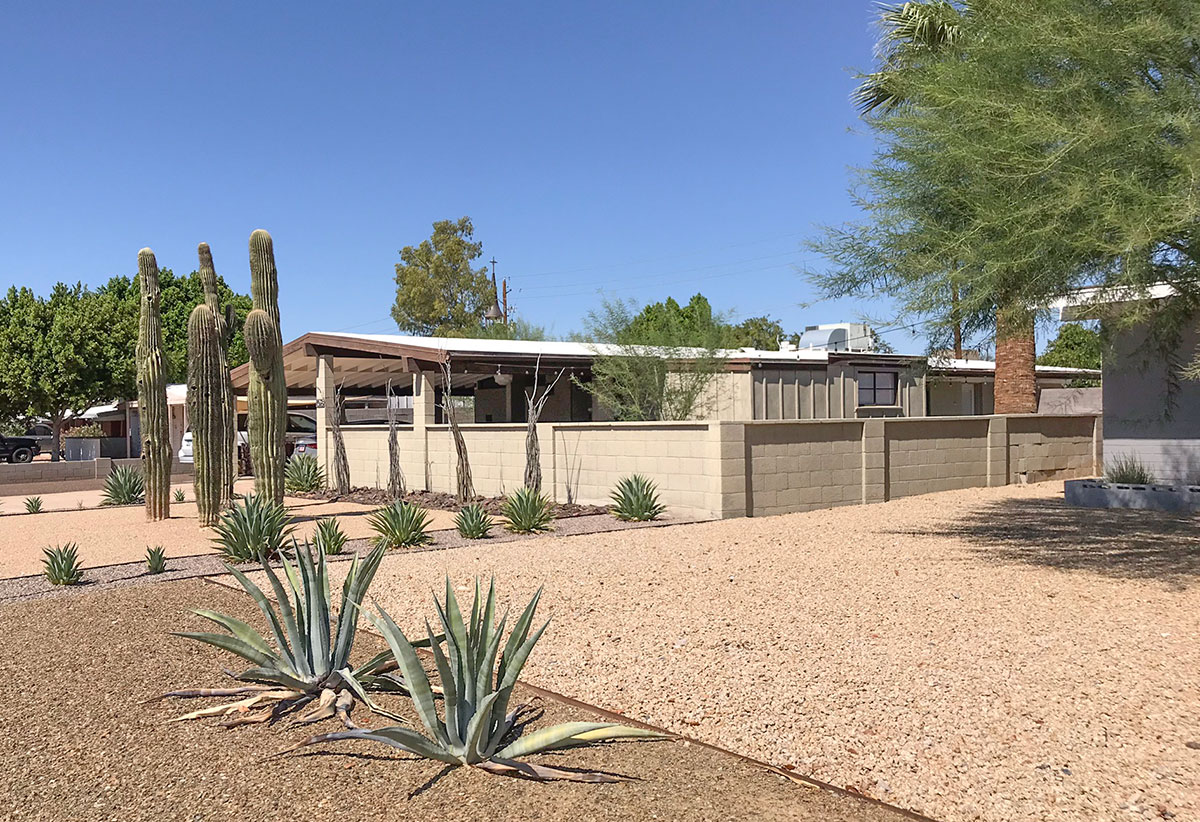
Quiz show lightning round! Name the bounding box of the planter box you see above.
[1064,478,1200,513]
[64,437,100,461]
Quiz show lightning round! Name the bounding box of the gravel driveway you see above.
[335,482,1199,822]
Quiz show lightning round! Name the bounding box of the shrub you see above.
[146,545,167,574]
[284,578,663,780]
[609,474,666,521]
[1106,454,1155,485]
[285,453,325,493]
[502,487,553,534]
[212,493,295,561]
[64,422,103,438]
[43,544,84,585]
[101,465,145,506]
[455,504,494,539]
[313,517,348,556]
[367,501,433,549]
[24,496,43,514]
[173,488,186,503]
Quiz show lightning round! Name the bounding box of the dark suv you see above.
[0,434,40,463]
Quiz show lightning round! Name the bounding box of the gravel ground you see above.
[0,580,909,821]
[0,478,257,513]
[327,481,1200,822]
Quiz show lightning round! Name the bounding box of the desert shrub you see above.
[455,504,494,539]
[173,488,185,503]
[502,487,553,534]
[43,544,84,585]
[64,422,103,438]
[212,493,294,561]
[1106,454,1155,485]
[609,474,666,521]
[367,501,432,549]
[146,545,167,574]
[101,465,145,506]
[313,517,348,556]
[24,496,43,514]
[285,454,325,493]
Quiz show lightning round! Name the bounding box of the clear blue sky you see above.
[1,2,932,350]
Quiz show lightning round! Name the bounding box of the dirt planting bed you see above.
[293,486,610,518]
[0,579,908,821]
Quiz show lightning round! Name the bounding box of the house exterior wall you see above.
[1102,317,1200,481]
[325,414,1100,519]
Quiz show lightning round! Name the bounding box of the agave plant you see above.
[43,543,84,585]
[502,487,554,534]
[24,495,43,514]
[173,488,186,503]
[368,501,433,549]
[285,453,326,493]
[312,517,348,555]
[101,465,146,506]
[146,545,168,574]
[212,493,294,561]
[161,543,402,728]
[283,578,663,780]
[609,474,666,521]
[455,504,494,539]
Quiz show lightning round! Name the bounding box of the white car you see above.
[178,411,317,464]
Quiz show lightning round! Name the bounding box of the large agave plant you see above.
[212,493,294,561]
[161,543,397,728]
[368,501,433,549]
[101,465,146,506]
[43,543,84,585]
[284,453,325,493]
[502,487,554,534]
[284,579,663,780]
[609,474,666,521]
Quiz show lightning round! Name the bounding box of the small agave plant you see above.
[609,474,666,521]
[43,543,84,585]
[455,504,494,539]
[212,494,294,562]
[312,516,348,555]
[502,487,554,534]
[160,543,412,728]
[24,495,43,514]
[283,579,663,780]
[146,545,168,574]
[368,501,433,549]
[101,465,146,506]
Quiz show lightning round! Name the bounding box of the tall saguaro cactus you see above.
[245,229,287,505]
[137,248,171,521]
[197,243,236,506]
[187,301,224,525]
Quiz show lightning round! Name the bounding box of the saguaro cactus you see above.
[245,229,287,505]
[137,248,171,521]
[197,243,236,506]
[188,301,224,525]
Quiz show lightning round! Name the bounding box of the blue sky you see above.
[0,2,930,350]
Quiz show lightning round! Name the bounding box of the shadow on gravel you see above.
[915,496,1200,585]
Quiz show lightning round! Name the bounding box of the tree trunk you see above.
[994,305,1037,414]
[449,419,474,502]
[328,389,351,495]
[50,414,63,462]
[951,284,964,358]
[524,419,541,492]
[386,382,405,499]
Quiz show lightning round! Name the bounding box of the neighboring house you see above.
[1058,284,1199,482]
[228,331,1097,424]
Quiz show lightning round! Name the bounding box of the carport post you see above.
[316,354,335,477]
[413,370,436,491]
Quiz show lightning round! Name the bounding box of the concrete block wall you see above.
[743,420,864,515]
[885,417,991,499]
[427,424,529,498]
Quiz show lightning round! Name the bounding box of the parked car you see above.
[178,411,318,464]
[0,434,41,464]
[23,422,54,453]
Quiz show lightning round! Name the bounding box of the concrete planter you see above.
[1064,478,1200,512]
[63,437,100,462]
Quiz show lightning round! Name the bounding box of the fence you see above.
[331,414,1101,520]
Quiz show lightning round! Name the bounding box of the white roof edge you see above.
[1053,283,1177,321]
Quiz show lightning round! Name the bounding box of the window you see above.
[287,413,317,433]
[858,371,898,407]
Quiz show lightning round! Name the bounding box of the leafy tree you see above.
[579,296,727,421]
[392,217,493,336]
[97,268,251,384]
[624,294,789,350]
[448,316,548,341]
[815,0,1200,412]
[725,316,786,350]
[0,284,128,460]
[1039,324,1102,372]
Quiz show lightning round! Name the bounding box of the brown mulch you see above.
[294,486,609,518]
[0,579,910,822]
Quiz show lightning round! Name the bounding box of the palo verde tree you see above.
[391,217,494,336]
[814,0,1200,412]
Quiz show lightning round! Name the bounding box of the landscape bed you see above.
[0,579,909,821]
[292,486,610,518]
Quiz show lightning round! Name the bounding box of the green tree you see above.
[0,284,128,460]
[725,316,786,350]
[816,0,1200,411]
[1039,324,1102,372]
[579,296,727,421]
[392,217,493,336]
[448,316,548,341]
[97,268,251,384]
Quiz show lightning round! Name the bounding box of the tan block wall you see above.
[427,425,529,498]
[744,421,864,515]
[1006,414,1097,482]
[341,426,422,490]
[885,417,991,499]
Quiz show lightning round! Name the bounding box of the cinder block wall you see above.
[885,417,991,498]
[743,421,864,515]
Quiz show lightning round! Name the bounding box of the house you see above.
[1058,284,1199,482]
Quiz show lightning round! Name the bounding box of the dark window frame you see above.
[858,370,899,407]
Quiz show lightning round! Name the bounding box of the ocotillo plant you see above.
[137,248,171,521]
[245,229,288,505]
[188,299,225,526]
[197,242,237,506]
